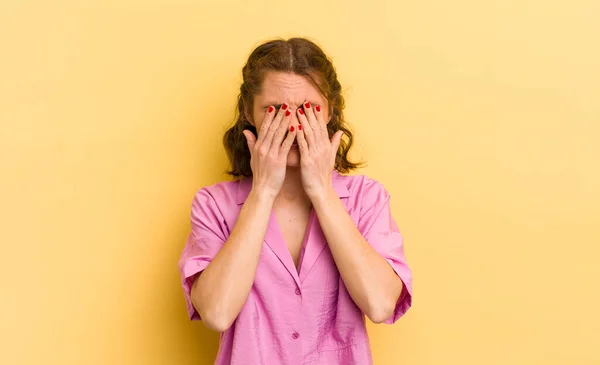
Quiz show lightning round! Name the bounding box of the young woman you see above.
[179,37,412,365]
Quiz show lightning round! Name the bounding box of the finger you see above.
[330,130,344,164]
[302,101,322,138]
[295,120,310,157]
[261,103,289,151]
[243,130,257,151]
[279,124,297,157]
[297,107,316,148]
[271,109,293,152]
[313,104,328,135]
[256,105,276,145]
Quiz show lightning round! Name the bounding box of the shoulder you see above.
[335,172,391,205]
[190,179,240,215]
[336,173,397,231]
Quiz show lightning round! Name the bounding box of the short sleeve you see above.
[178,188,227,320]
[358,180,413,324]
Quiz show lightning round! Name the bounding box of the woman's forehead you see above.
[256,71,327,106]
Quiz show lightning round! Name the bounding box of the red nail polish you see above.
[285,110,291,116]
[282,103,288,110]
[315,105,321,112]
[298,108,304,115]
[268,106,274,113]
[298,125,302,130]
[290,126,295,132]
[304,102,311,109]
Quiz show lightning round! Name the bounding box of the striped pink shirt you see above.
[179,171,412,364]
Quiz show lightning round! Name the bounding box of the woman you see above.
[178,37,413,365]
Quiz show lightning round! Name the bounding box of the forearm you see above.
[191,189,274,331]
[312,189,403,323]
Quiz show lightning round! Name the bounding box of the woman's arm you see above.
[294,102,403,323]
[191,105,296,332]
[190,189,274,332]
[312,189,404,323]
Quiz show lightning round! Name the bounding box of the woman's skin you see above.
[190,71,403,332]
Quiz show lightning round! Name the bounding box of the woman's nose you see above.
[289,107,300,124]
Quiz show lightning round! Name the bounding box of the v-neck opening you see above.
[296,209,316,275]
[272,207,315,275]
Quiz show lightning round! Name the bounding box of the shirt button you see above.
[295,288,301,295]
[292,332,300,339]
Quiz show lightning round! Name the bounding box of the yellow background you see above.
[1,0,599,364]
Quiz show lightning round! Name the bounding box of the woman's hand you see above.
[243,104,296,199]
[296,102,344,200]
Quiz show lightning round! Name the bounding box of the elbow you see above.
[201,309,235,333]
[191,291,235,332]
[367,274,404,324]
[365,299,396,324]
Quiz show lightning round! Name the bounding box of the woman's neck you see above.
[276,168,311,207]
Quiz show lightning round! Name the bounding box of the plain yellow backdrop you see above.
[1,0,599,364]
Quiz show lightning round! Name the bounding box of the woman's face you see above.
[250,71,329,167]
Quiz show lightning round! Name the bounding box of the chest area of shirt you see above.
[257,202,357,288]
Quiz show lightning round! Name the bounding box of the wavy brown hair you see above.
[223,37,362,178]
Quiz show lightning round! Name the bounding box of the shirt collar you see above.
[236,170,350,205]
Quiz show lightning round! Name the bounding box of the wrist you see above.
[248,187,277,206]
[308,186,338,208]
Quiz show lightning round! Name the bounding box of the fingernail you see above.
[315,105,321,112]
[282,103,288,110]
[298,125,302,130]
[285,110,291,116]
[298,108,304,115]
[290,126,295,132]
[268,106,274,113]
[304,102,311,109]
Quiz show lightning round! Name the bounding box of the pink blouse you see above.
[179,171,413,364]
